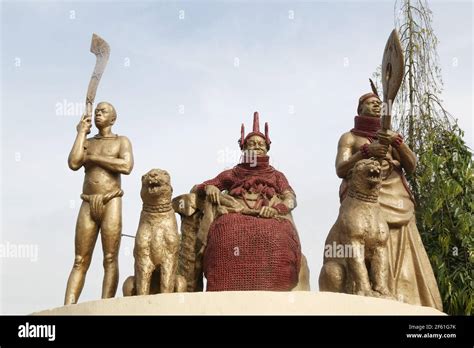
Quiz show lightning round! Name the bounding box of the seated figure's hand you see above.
[205,185,221,205]
[259,206,278,218]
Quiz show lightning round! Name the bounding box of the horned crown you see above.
[238,112,271,150]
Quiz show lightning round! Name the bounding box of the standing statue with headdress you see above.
[173,112,309,292]
[318,86,442,310]
[319,30,442,311]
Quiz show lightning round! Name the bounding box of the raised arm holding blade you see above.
[376,29,416,174]
[65,34,134,305]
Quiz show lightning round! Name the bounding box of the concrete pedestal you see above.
[34,291,445,315]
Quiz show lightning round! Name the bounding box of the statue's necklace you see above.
[347,189,379,203]
[142,202,173,213]
[94,134,118,140]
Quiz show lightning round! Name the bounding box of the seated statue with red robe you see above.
[173,112,308,292]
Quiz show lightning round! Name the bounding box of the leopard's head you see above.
[140,169,173,205]
[347,159,382,196]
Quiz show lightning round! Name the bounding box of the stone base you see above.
[33,291,445,315]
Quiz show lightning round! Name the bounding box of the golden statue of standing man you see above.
[64,34,134,305]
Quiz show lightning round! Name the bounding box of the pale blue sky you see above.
[1,0,472,313]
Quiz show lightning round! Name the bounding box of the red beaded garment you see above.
[195,113,301,291]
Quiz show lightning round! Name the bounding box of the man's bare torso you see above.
[83,136,123,195]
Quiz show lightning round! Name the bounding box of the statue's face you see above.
[244,135,267,156]
[94,102,116,128]
[360,97,382,117]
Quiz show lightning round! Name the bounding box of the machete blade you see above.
[85,33,111,111]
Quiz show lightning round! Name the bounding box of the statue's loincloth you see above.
[80,189,123,223]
